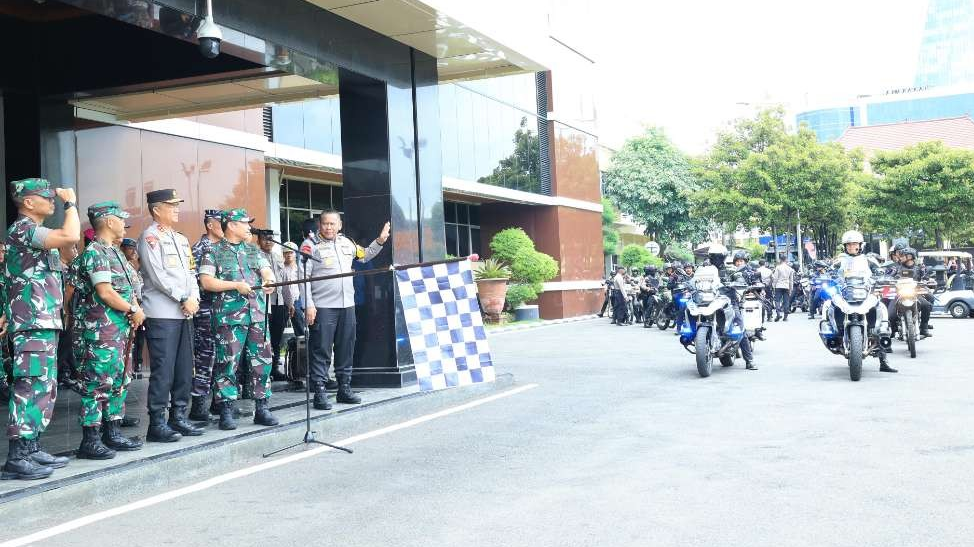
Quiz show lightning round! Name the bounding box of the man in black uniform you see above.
[895,247,934,338]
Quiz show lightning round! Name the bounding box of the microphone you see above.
[301,242,313,255]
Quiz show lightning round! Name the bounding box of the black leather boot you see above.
[102,420,143,451]
[77,425,116,460]
[26,437,69,469]
[120,415,140,428]
[746,361,758,371]
[324,376,339,391]
[1,439,54,481]
[147,410,182,443]
[218,400,237,431]
[253,399,279,426]
[879,353,898,373]
[189,396,210,422]
[168,405,204,437]
[336,378,361,405]
[313,383,332,410]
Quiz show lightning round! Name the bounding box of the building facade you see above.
[0,0,602,387]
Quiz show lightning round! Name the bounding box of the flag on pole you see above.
[395,260,495,391]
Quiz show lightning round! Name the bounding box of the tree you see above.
[693,107,860,259]
[602,127,707,246]
[860,141,974,249]
[620,244,651,268]
[477,117,540,193]
[602,197,621,255]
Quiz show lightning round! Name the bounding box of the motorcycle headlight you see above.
[699,292,714,304]
[898,286,916,297]
[843,287,869,301]
[900,298,915,307]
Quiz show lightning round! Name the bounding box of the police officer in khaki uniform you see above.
[300,210,389,410]
[137,189,203,442]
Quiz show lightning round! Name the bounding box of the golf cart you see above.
[920,251,974,318]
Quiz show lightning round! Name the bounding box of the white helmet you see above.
[841,230,864,245]
[841,230,865,256]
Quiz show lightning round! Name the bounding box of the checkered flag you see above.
[395,259,495,391]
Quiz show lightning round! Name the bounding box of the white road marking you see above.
[0,383,539,547]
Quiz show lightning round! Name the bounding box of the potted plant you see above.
[489,228,559,321]
[474,258,511,322]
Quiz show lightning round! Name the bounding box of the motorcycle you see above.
[659,281,691,330]
[790,276,809,314]
[642,287,662,328]
[893,272,937,358]
[679,274,747,378]
[818,275,892,381]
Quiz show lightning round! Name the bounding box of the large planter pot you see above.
[476,278,508,321]
[513,304,540,322]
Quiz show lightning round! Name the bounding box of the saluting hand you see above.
[377,221,391,245]
[54,187,77,203]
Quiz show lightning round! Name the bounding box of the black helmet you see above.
[902,247,918,261]
[891,239,909,253]
[663,262,674,271]
[644,265,657,276]
[683,261,696,271]
[732,250,750,263]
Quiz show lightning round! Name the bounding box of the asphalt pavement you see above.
[4,315,973,547]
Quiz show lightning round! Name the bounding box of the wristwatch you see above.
[63,201,75,210]
[126,304,140,316]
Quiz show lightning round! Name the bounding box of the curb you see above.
[0,373,517,525]
[488,315,598,335]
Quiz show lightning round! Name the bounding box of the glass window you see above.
[458,225,470,257]
[287,179,310,209]
[470,227,481,255]
[457,203,469,225]
[271,103,305,148]
[445,224,458,256]
[468,205,479,226]
[444,201,457,223]
[310,183,332,210]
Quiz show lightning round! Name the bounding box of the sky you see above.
[593,0,931,154]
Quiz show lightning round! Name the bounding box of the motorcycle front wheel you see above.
[695,325,713,378]
[848,327,864,382]
[903,309,917,358]
[657,314,672,330]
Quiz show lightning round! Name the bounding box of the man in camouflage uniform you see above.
[75,202,146,459]
[199,208,279,430]
[0,240,10,405]
[2,178,77,481]
[189,209,223,421]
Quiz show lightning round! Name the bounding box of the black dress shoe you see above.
[168,406,204,436]
[880,363,899,373]
[746,362,758,370]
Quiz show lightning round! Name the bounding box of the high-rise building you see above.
[915,0,974,88]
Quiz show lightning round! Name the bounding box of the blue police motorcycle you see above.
[678,273,747,378]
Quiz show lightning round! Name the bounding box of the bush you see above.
[745,242,766,261]
[489,228,559,309]
[490,228,534,264]
[620,244,650,268]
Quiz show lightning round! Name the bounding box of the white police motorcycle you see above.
[818,273,892,381]
[680,272,747,378]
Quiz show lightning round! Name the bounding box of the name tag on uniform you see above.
[324,257,334,267]
[165,254,179,268]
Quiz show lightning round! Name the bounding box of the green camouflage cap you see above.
[10,178,55,200]
[222,208,255,223]
[87,201,131,221]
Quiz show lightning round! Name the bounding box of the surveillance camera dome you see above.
[196,16,223,59]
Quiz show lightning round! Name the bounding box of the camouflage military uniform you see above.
[76,239,137,426]
[191,234,217,397]
[5,212,64,441]
[67,254,88,367]
[199,230,273,403]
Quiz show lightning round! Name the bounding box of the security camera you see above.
[196,0,222,59]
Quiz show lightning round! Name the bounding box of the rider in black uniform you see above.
[894,247,934,338]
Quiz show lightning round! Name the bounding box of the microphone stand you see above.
[261,235,352,457]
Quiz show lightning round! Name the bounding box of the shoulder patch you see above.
[145,235,158,248]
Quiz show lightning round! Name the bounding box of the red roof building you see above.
[836,116,974,154]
